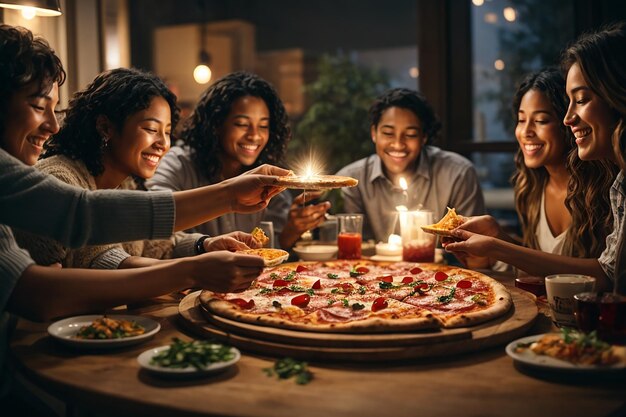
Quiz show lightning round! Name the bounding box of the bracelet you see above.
[194,235,211,255]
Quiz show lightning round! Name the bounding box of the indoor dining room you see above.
[1,1,626,416]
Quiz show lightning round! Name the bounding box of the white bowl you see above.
[293,245,338,261]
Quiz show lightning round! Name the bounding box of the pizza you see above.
[274,174,358,190]
[421,207,465,237]
[200,260,512,333]
[239,248,289,267]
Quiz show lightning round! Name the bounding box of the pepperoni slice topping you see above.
[273,279,289,288]
[296,265,309,273]
[434,271,448,281]
[456,279,472,289]
[229,298,255,309]
[291,293,311,307]
[410,267,423,274]
[356,266,370,274]
[372,297,388,312]
[402,276,414,284]
[312,279,321,290]
[379,275,394,283]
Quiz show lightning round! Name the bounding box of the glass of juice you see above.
[574,292,626,345]
[400,210,435,262]
[337,214,363,259]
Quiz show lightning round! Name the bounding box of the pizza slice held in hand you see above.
[251,227,270,247]
[239,248,289,267]
[421,207,465,237]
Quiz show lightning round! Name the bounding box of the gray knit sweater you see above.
[0,148,176,308]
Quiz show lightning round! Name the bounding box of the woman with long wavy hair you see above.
[512,69,617,258]
[446,22,626,292]
[148,71,331,249]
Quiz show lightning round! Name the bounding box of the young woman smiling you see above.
[451,69,616,271]
[147,71,331,249]
[16,68,262,269]
[446,23,626,291]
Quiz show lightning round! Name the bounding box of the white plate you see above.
[137,344,240,377]
[293,245,338,261]
[505,333,626,373]
[48,315,160,349]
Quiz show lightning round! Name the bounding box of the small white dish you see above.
[505,334,626,373]
[48,315,160,349]
[293,244,338,261]
[137,345,241,377]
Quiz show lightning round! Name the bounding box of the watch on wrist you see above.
[195,235,211,255]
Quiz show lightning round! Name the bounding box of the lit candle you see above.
[399,177,409,205]
[376,234,403,256]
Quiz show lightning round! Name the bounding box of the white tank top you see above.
[536,192,567,254]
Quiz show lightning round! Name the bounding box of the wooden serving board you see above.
[178,288,538,362]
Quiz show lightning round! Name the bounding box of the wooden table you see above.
[10,279,626,417]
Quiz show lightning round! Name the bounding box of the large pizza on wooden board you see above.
[199,261,512,333]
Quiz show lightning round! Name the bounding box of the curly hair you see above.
[0,24,65,141]
[560,22,626,257]
[368,88,441,145]
[182,71,291,180]
[42,67,180,176]
[510,69,574,252]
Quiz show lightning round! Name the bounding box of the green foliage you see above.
[291,54,390,175]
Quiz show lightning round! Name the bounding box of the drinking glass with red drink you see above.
[337,214,363,259]
[400,210,436,262]
[574,292,626,345]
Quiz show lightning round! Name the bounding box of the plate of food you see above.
[505,330,626,372]
[274,174,358,190]
[239,248,289,267]
[137,338,240,377]
[48,315,160,348]
[421,207,465,237]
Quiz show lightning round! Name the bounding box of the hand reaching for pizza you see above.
[189,250,265,293]
[225,164,290,213]
[203,232,261,253]
[279,191,331,249]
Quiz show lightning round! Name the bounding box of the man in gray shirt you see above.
[337,88,485,243]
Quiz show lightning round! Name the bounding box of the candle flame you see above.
[395,205,408,212]
[399,177,408,191]
[289,149,326,180]
[303,165,315,179]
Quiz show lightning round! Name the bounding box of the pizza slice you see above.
[274,174,358,190]
[239,248,289,267]
[421,207,465,237]
[251,226,270,247]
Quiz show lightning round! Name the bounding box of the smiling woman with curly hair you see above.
[15,68,227,269]
[148,71,331,249]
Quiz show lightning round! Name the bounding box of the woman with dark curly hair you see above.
[16,68,264,270]
[336,88,485,243]
[148,71,331,249]
[446,22,626,292]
